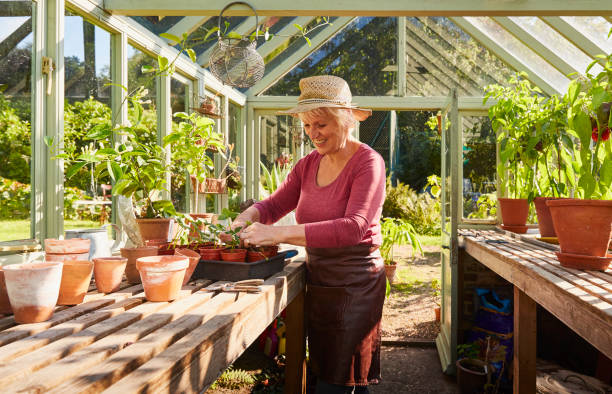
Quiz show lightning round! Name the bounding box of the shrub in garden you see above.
[382,177,441,236]
[0,177,30,219]
[0,95,31,184]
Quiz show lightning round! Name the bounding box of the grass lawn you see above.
[0,219,103,242]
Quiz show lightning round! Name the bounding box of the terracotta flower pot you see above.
[456,358,487,394]
[0,265,13,315]
[434,306,441,322]
[246,246,279,262]
[120,246,158,284]
[93,257,127,293]
[136,255,189,302]
[175,248,201,285]
[547,199,612,257]
[498,198,529,231]
[45,238,90,262]
[384,262,398,284]
[136,218,173,242]
[220,248,247,262]
[57,260,94,305]
[199,246,226,261]
[3,262,63,324]
[534,197,565,237]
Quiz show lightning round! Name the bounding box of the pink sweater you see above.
[253,144,386,248]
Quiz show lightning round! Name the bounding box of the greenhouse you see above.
[0,1,611,393]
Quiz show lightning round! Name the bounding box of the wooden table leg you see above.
[284,288,306,394]
[514,286,537,394]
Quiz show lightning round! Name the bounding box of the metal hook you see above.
[217,1,259,40]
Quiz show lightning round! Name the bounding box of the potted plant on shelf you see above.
[380,217,422,284]
[485,72,543,233]
[219,223,247,262]
[547,49,612,270]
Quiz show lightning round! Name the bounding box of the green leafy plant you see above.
[210,366,255,390]
[484,72,545,201]
[383,177,441,236]
[430,278,441,306]
[380,217,422,265]
[565,48,612,199]
[260,161,292,195]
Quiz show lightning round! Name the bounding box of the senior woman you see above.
[229,75,386,394]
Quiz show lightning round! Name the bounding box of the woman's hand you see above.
[218,219,247,243]
[240,222,279,247]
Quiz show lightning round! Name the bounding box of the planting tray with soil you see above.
[193,250,298,282]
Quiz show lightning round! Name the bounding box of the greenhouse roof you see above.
[96,2,612,99]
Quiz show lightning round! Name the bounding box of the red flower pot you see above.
[547,199,612,258]
[199,246,226,261]
[498,198,529,227]
[534,197,565,237]
[247,246,279,262]
[220,248,247,262]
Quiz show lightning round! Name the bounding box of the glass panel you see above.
[405,17,514,96]
[395,111,439,191]
[128,45,157,146]
[259,115,298,171]
[264,17,397,96]
[228,102,241,212]
[185,17,247,58]
[465,17,570,93]
[443,112,451,234]
[129,16,185,35]
[562,17,612,56]
[510,17,597,76]
[0,1,33,241]
[63,12,113,233]
[170,77,187,213]
[359,111,392,167]
[462,116,497,220]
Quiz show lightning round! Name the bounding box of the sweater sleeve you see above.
[304,151,386,248]
[252,160,303,224]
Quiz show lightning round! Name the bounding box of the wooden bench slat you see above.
[0,296,145,363]
[5,282,212,393]
[51,288,238,393]
[485,233,612,305]
[0,284,204,388]
[102,263,305,394]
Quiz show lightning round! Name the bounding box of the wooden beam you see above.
[247,95,494,111]
[197,16,260,66]
[514,287,537,394]
[0,2,31,16]
[541,16,610,63]
[397,17,407,97]
[451,17,563,96]
[494,17,581,78]
[102,0,612,17]
[162,16,211,42]
[284,288,306,394]
[246,17,355,96]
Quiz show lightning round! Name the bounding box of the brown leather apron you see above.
[305,245,386,386]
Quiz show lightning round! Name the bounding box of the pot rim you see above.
[547,198,612,207]
[497,197,528,202]
[136,256,188,272]
[120,246,158,252]
[3,261,63,271]
[175,248,200,258]
[93,257,128,263]
[62,260,93,266]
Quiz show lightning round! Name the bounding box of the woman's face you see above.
[302,111,348,156]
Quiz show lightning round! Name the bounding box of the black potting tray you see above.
[192,249,298,282]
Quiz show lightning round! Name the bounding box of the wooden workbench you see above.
[459,229,612,394]
[0,259,306,393]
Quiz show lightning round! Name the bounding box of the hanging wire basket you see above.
[209,1,265,88]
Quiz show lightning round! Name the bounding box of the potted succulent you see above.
[380,217,422,284]
[485,72,543,233]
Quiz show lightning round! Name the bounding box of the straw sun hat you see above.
[279,75,372,121]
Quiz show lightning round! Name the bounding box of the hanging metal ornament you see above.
[209,1,265,88]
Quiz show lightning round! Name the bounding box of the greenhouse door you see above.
[436,90,460,374]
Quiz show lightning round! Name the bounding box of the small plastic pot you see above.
[246,246,279,262]
[136,255,188,302]
[3,262,63,323]
[220,248,247,262]
[174,248,201,285]
[120,246,158,284]
[58,260,93,305]
[93,257,127,293]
